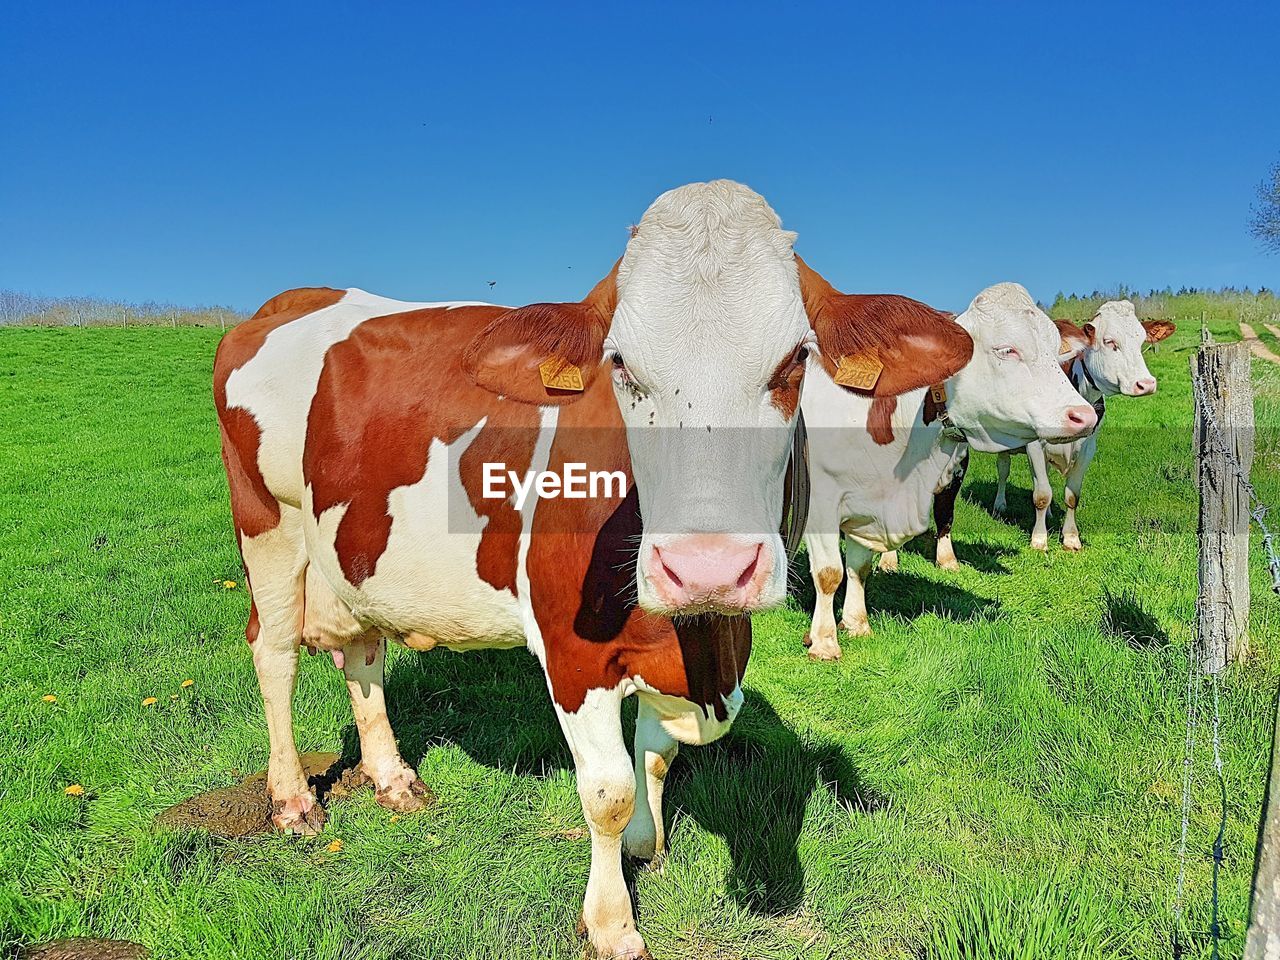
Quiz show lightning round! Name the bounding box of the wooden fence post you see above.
[1192,335,1253,673]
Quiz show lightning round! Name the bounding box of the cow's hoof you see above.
[622,821,658,862]
[878,552,899,573]
[1062,536,1082,552]
[807,641,842,661]
[1029,538,1048,552]
[272,793,326,835]
[376,777,434,813]
[993,498,1007,514]
[937,557,961,572]
[840,616,871,638]
[587,930,650,959]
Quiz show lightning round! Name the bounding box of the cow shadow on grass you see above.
[665,689,886,915]
[364,655,883,917]
[787,554,999,627]
[964,479,1049,533]
[889,534,1016,575]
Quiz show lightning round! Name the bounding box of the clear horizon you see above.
[3,1,1278,315]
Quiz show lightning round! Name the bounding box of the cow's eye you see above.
[1104,338,1118,350]
[994,345,1020,360]
[610,351,645,394]
[769,343,810,391]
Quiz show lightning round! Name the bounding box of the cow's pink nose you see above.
[1064,404,1098,436]
[646,535,772,612]
[1133,378,1157,396]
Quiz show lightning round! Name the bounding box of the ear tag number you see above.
[834,353,884,391]
[538,356,585,392]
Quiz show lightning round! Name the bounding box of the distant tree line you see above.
[0,289,247,328]
[1046,285,1279,323]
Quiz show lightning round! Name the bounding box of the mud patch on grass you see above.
[20,939,149,960]
[154,751,372,837]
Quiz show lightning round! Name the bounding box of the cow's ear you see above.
[1082,322,1098,344]
[796,255,973,397]
[1055,319,1092,358]
[463,261,617,405]
[1143,319,1176,343]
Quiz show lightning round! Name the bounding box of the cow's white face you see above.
[948,283,1097,453]
[607,181,813,616]
[1079,300,1160,397]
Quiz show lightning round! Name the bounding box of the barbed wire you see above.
[1172,356,1279,958]
[1191,368,1280,594]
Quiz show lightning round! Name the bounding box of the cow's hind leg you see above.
[840,537,875,637]
[993,451,1012,514]
[341,635,432,812]
[240,508,323,834]
[622,697,678,864]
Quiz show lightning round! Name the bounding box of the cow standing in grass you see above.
[916,300,1174,554]
[800,282,1097,658]
[212,180,970,958]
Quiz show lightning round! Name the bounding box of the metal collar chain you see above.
[929,383,966,442]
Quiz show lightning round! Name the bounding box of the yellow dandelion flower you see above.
[64,784,84,796]
[141,697,158,707]
[326,839,343,853]
[181,679,194,688]
[170,694,179,701]
[222,580,237,590]
[389,814,401,823]
[42,694,58,703]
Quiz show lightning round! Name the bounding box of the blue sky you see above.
[2,1,1278,313]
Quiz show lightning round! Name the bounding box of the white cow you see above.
[988,299,1175,550]
[801,282,1097,658]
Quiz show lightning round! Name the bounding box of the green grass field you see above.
[3,316,1279,959]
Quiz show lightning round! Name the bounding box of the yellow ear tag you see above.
[538,356,585,392]
[834,353,884,391]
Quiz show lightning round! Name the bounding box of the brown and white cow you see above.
[213,181,969,957]
[984,300,1175,550]
[800,282,1097,657]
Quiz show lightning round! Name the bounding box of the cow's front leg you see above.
[342,636,431,812]
[622,698,679,864]
[804,530,844,660]
[1026,441,1053,551]
[840,537,875,637]
[993,451,1012,514]
[933,446,968,570]
[558,688,646,959]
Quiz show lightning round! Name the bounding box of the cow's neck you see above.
[1070,357,1107,424]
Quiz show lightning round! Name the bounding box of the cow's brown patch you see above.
[767,344,808,420]
[304,304,541,587]
[867,396,897,445]
[213,287,346,540]
[525,374,749,717]
[816,567,842,595]
[20,940,149,960]
[796,256,973,398]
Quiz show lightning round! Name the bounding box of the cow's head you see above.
[1058,300,1175,397]
[465,180,973,617]
[945,283,1098,452]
